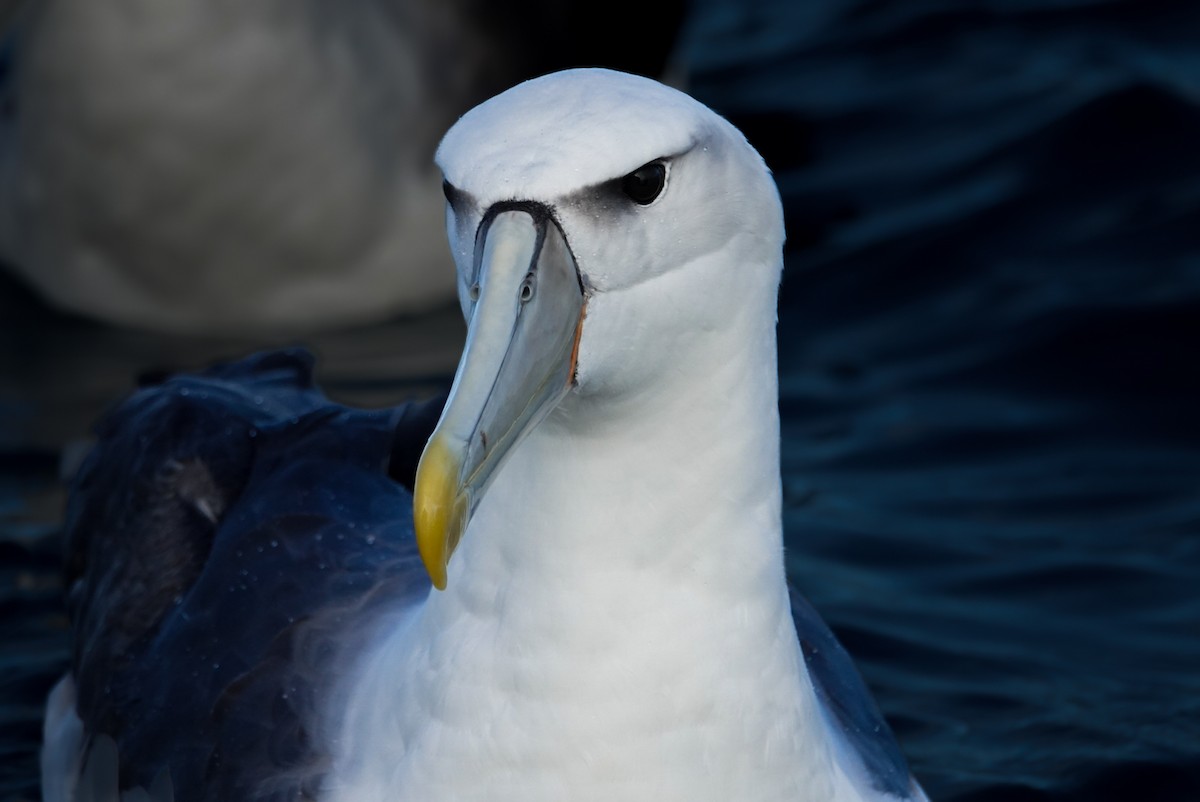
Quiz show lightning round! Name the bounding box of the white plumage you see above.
[1,0,459,333]
[42,68,926,802]
[327,69,921,801]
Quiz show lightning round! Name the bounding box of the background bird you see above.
[0,0,685,334]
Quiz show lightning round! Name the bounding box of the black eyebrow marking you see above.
[601,141,695,193]
[442,179,465,208]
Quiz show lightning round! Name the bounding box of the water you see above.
[681,0,1200,798]
[3,0,1200,799]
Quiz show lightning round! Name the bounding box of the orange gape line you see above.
[569,303,588,384]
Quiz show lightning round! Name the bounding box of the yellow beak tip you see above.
[425,558,448,591]
[414,502,452,592]
[414,435,468,592]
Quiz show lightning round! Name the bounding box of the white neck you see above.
[328,289,848,801]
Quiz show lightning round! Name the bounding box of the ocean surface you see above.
[3,0,1200,799]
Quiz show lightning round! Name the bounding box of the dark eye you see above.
[620,162,667,205]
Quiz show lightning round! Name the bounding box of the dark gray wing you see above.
[62,349,444,802]
[790,590,928,801]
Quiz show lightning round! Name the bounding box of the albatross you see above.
[0,1,684,334]
[0,0,455,333]
[42,68,929,802]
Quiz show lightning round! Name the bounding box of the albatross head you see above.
[414,68,784,588]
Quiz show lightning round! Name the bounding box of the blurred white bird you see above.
[0,0,685,335]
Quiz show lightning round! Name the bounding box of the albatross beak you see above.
[414,207,585,589]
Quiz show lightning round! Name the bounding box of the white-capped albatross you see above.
[42,68,928,802]
[0,2,686,335]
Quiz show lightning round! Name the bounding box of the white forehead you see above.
[436,69,722,201]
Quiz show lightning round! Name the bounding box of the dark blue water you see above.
[680,0,1200,798]
[3,0,1200,799]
